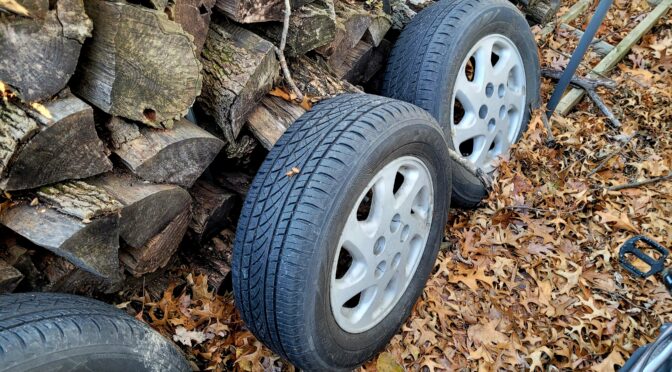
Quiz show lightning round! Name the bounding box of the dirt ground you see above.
[121,0,672,370]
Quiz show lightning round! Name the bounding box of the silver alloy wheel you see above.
[330,156,434,333]
[451,34,527,173]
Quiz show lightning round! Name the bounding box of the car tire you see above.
[0,293,190,372]
[382,0,541,208]
[232,94,452,370]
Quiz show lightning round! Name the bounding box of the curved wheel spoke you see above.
[493,49,518,77]
[332,268,373,308]
[473,39,495,85]
[341,216,375,261]
[455,74,481,112]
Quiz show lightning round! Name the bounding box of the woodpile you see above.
[0,0,553,294]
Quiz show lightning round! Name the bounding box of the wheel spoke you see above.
[493,49,518,77]
[455,74,480,113]
[452,116,486,147]
[332,267,373,308]
[473,38,495,85]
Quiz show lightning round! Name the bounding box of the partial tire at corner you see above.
[0,293,190,372]
[382,0,541,208]
[232,94,452,370]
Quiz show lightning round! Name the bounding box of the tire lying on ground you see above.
[233,94,452,370]
[382,0,541,208]
[0,293,190,372]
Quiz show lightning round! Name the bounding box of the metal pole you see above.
[545,0,614,118]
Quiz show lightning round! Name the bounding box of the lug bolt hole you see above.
[499,105,507,120]
[374,237,386,255]
[375,261,387,279]
[400,225,410,242]
[498,84,506,98]
[392,253,401,270]
[488,119,496,132]
[485,83,494,98]
[390,214,401,233]
[478,105,488,119]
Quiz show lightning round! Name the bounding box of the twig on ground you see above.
[276,0,303,102]
[447,149,493,190]
[542,69,621,128]
[541,111,556,146]
[588,132,637,176]
[608,172,672,191]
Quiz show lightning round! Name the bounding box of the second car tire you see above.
[382,0,541,208]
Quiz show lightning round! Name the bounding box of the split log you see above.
[0,0,92,101]
[316,2,372,72]
[214,0,314,23]
[0,96,112,191]
[0,259,22,293]
[214,172,254,198]
[288,56,361,99]
[120,207,191,277]
[0,182,122,278]
[365,11,392,47]
[89,172,192,248]
[165,0,217,53]
[105,117,224,188]
[510,0,560,25]
[71,0,202,128]
[0,234,44,291]
[333,39,391,84]
[199,20,279,143]
[188,179,237,245]
[254,0,336,56]
[36,254,116,295]
[247,95,306,149]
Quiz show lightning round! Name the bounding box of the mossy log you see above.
[165,0,217,53]
[0,0,92,101]
[89,172,192,248]
[120,207,191,277]
[0,96,112,192]
[214,0,314,23]
[254,0,336,56]
[71,0,202,128]
[0,181,122,279]
[105,117,224,187]
[198,20,279,143]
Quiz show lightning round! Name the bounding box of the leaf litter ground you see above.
[121,1,672,370]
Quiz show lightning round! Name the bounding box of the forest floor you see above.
[121,0,672,370]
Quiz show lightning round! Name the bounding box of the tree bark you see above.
[71,0,202,128]
[0,183,122,279]
[120,207,191,277]
[288,56,361,99]
[165,0,217,53]
[510,0,561,25]
[254,0,336,56]
[0,0,92,101]
[198,20,279,143]
[214,0,314,23]
[0,96,112,192]
[89,172,192,248]
[247,95,306,150]
[105,117,224,188]
[188,179,237,245]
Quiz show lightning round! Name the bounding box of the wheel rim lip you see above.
[329,155,434,334]
[450,33,527,173]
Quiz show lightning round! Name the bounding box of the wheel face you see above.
[331,156,434,333]
[451,34,526,173]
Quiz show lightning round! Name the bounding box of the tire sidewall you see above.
[293,120,451,369]
[430,1,541,206]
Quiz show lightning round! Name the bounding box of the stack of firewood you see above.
[0,0,399,295]
[0,0,557,295]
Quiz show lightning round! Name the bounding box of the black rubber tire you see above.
[382,0,541,208]
[0,293,190,372]
[232,94,451,371]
